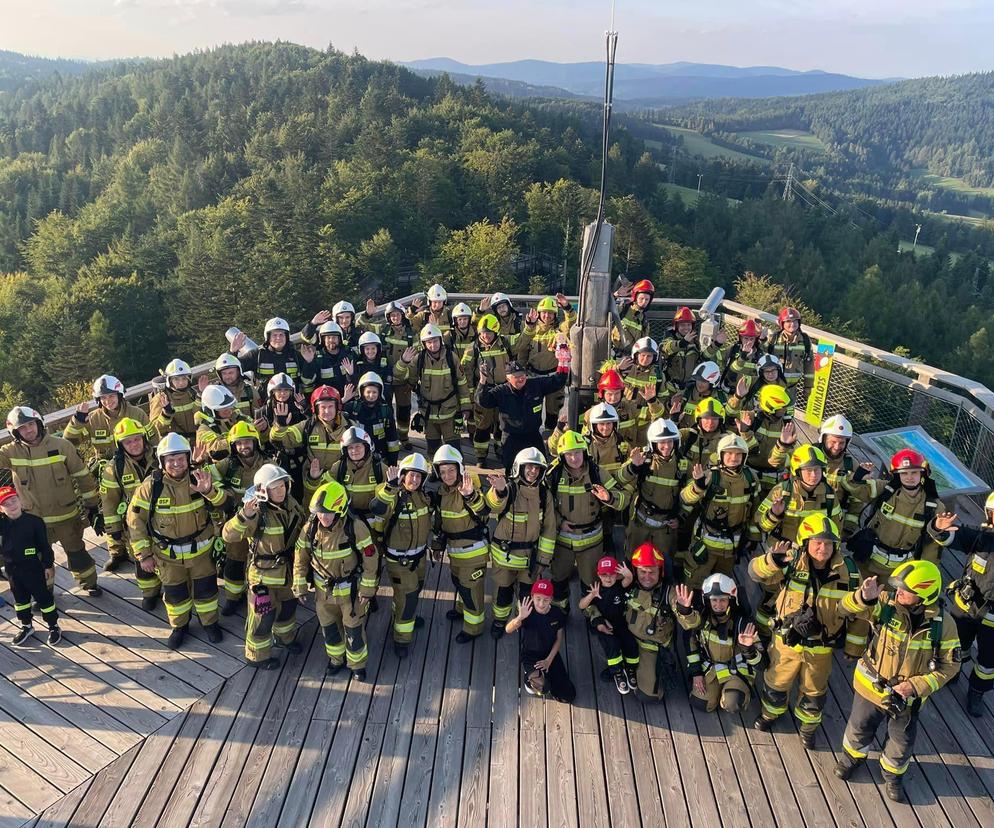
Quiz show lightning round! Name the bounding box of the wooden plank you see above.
[620,694,666,828]
[68,742,141,828]
[0,640,141,754]
[0,672,117,772]
[128,684,224,828]
[458,727,491,828]
[572,733,608,828]
[765,718,835,828]
[0,708,90,794]
[519,728,548,828]
[0,743,63,813]
[365,563,447,828]
[33,778,93,828]
[564,587,599,736]
[0,786,36,825]
[156,664,263,827]
[488,631,519,828]
[0,615,169,734]
[2,590,192,716]
[426,625,473,827]
[642,693,691,828]
[99,705,193,828]
[50,563,238,683]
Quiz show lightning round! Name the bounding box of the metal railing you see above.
[6,291,994,505]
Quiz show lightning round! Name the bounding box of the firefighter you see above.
[750,515,861,748]
[462,314,515,465]
[211,353,262,418]
[678,397,728,472]
[752,444,851,645]
[613,278,654,349]
[846,449,955,579]
[618,419,685,566]
[395,324,471,455]
[622,337,665,401]
[209,421,270,615]
[127,433,226,649]
[343,372,400,465]
[736,384,794,494]
[485,447,557,638]
[229,317,301,384]
[223,464,304,667]
[369,453,433,658]
[353,332,395,404]
[409,283,453,335]
[719,319,764,391]
[766,307,814,395]
[477,359,570,473]
[150,358,198,440]
[272,386,348,499]
[815,414,881,538]
[264,373,308,493]
[1,406,102,594]
[0,486,61,647]
[64,374,150,471]
[478,292,524,351]
[506,579,576,702]
[680,434,761,586]
[943,497,994,717]
[675,574,761,713]
[661,306,703,387]
[294,480,379,679]
[358,299,416,446]
[195,384,257,463]
[100,417,159,595]
[519,294,575,430]
[432,446,490,642]
[447,303,476,362]
[835,561,961,802]
[594,369,649,447]
[673,361,725,429]
[546,430,627,610]
[299,321,354,395]
[563,402,629,478]
[332,300,361,350]
[625,541,679,700]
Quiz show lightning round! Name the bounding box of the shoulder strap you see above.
[497,481,519,524]
[842,555,860,590]
[445,347,460,391]
[113,449,127,489]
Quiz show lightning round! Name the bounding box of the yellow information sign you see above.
[804,339,836,427]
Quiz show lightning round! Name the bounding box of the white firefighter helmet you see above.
[819,414,853,440]
[200,385,237,413]
[420,323,443,343]
[511,447,548,480]
[426,284,447,303]
[432,444,464,476]
[93,374,125,398]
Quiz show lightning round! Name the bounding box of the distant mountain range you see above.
[401,58,896,104]
[0,49,95,93]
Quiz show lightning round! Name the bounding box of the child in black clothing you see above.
[0,486,61,646]
[580,556,637,695]
[506,579,575,702]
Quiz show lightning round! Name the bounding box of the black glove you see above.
[770,550,790,568]
[109,531,123,541]
[88,508,105,535]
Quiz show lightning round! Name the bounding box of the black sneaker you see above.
[625,667,638,691]
[86,585,103,597]
[166,624,188,650]
[753,715,775,732]
[220,598,240,617]
[455,631,478,644]
[490,621,506,640]
[12,626,33,647]
[834,755,863,780]
[47,626,62,646]
[203,623,223,644]
[614,672,631,695]
[141,595,160,612]
[352,668,367,682]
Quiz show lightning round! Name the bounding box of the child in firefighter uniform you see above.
[749,515,861,748]
[675,573,761,713]
[431,446,490,642]
[506,579,575,702]
[223,464,304,668]
[835,561,961,803]
[580,556,639,695]
[294,480,379,679]
[485,447,558,638]
[369,453,433,657]
[625,541,680,700]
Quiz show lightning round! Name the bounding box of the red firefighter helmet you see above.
[673,306,695,324]
[890,448,927,474]
[630,279,655,300]
[597,369,625,397]
[777,306,801,326]
[310,385,341,410]
[631,541,666,569]
[738,319,760,338]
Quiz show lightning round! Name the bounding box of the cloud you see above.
[113,0,314,15]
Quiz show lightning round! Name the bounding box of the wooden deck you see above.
[4,473,994,825]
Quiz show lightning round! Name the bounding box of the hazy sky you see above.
[3,0,988,78]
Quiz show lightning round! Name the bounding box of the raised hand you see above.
[934,512,959,532]
[480,295,491,311]
[517,596,534,620]
[675,583,693,608]
[311,309,332,326]
[299,343,316,363]
[458,472,475,497]
[525,308,539,325]
[738,622,758,648]
[75,400,93,417]
[669,394,684,415]
[253,415,269,432]
[231,331,246,352]
[197,374,210,393]
[770,491,786,516]
[190,469,213,495]
[273,401,289,420]
[401,346,417,364]
[692,462,705,482]
[294,392,306,408]
[735,376,750,398]
[342,383,356,403]
[365,297,377,316]
[308,457,322,480]
[555,292,569,309]
[780,420,796,444]
[590,484,612,503]
[617,356,634,372]
[487,473,506,493]
[588,580,602,600]
[639,382,657,402]
[341,357,354,375]
[630,446,646,467]
[242,496,260,518]
[861,576,880,601]
[616,560,632,580]
[386,465,399,483]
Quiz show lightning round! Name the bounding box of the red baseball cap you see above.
[597,556,618,576]
[0,486,18,505]
[531,579,554,597]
